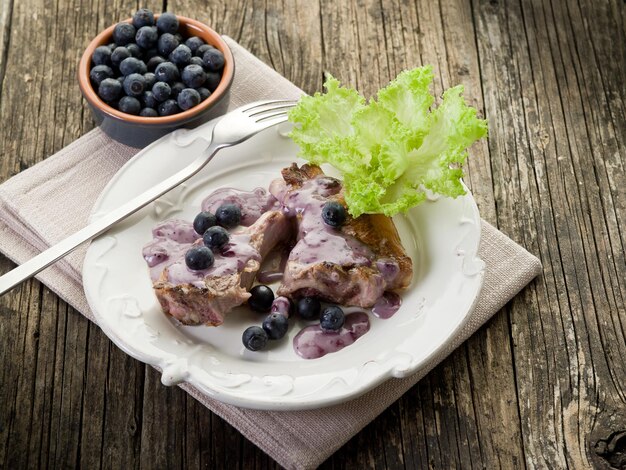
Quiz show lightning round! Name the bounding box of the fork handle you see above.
[0,142,224,296]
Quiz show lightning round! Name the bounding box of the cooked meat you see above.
[272,163,413,307]
[146,210,291,326]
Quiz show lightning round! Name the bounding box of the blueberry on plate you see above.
[193,211,216,235]
[157,32,179,57]
[119,57,147,76]
[112,22,136,46]
[89,64,114,86]
[296,297,321,320]
[143,72,156,89]
[320,306,345,331]
[132,8,155,29]
[242,326,268,351]
[321,201,347,228]
[248,285,275,313]
[205,71,221,92]
[154,61,180,83]
[195,44,214,57]
[135,25,158,49]
[156,12,179,34]
[118,96,141,115]
[170,81,185,99]
[157,98,180,116]
[262,313,289,340]
[177,88,201,110]
[197,87,210,101]
[92,45,112,66]
[123,73,146,97]
[181,64,206,88]
[215,203,241,228]
[169,44,192,66]
[152,81,171,101]
[185,246,214,270]
[203,226,229,251]
[97,77,122,101]
[139,107,158,117]
[110,46,131,67]
[125,43,143,58]
[146,55,166,72]
[202,49,225,72]
[185,36,205,53]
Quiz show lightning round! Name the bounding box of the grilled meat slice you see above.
[272,163,412,307]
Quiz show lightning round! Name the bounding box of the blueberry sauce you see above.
[293,312,370,359]
[371,291,402,319]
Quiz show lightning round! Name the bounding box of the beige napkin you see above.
[0,37,542,469]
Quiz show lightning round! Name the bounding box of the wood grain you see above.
[0,0,624,469]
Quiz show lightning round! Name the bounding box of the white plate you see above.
[83,121,485,410]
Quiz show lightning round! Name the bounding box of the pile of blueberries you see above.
[89,9,225,117]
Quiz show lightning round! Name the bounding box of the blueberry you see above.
[132,8,155,28]
[197,87,210,101]
[296,297,321,320]
[320,306,345,331]
[195,44,214,57]
[156,12,179,34]
[143,72,156,89]
[193,211,216,235]
[118,96,141,115]
[92,45,112,65]
[142,90,158,108]
[169,44,192,66]
[262,313,289,340]
[170,81,185,98]
[112,22,136,46]
[321,201,347,228]
[157,33,179,57]
[97,77,122,101]
[152,81,171,101]
[242,326,268,351]
[202,49,225,72]
[111,46,131,67]
[126,43,143,58]
[135,26,158,49]
[184,246,214,270]
[177,88,201,110]
[139,107,158,117]
[144,47,158,60]
[215,203,241,228]
[147,55,165,72]
[89,64,114,86]
[123,73,146,97]
[154,61,179,83]
[157,98,180,116]
[271,296,294,317]
[185,36,205,53]
[174,33,184,43]
[248,285,274,313]
[119,57,147,76]
[189,56,204,68]
[116,76,125,85]
[205,71,221,92]
[107,42,117,51]
[203,226,229,251]
[181,64,206,88]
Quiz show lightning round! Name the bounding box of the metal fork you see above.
[0,99,296,296]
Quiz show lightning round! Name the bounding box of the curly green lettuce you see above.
[288,66,488,217]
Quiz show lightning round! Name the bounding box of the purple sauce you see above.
[270,296,292,317]
[371,291,402,319]
[201,187,279,226]
[270,177,373,267]
[293,312,370,359]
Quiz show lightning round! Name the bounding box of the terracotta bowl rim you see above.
[78,15,234,125]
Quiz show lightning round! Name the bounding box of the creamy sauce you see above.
[293,312,370,359]
[201,187,279,226]
[371,291,402,319]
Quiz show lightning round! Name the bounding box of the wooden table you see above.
[1,0,624,468]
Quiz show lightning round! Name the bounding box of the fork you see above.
[0,99,296,296]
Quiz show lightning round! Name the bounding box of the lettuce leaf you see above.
[288,67,488,217]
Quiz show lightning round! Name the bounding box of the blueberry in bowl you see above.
[78,9,234,147]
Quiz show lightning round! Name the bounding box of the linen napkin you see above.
[0,37,542,469]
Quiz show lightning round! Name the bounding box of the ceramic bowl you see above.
[78,15,234,148]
